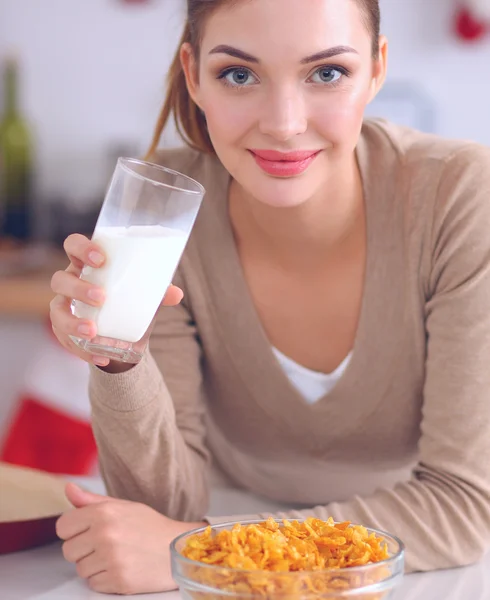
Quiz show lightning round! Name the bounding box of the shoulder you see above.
[434,142,490,204]
[363,118,490,222]
[149,145,228,202]
[432,142,490,254]
[360,121,490,292]
[149,146,206,178]
[362,118,489,172]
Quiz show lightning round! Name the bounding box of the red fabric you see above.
[0,518,59,555]
[0,397,97,475]
[455,7,488,40]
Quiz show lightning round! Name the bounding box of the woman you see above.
[50,0,490,595]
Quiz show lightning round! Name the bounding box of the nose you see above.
[259,84,308,141]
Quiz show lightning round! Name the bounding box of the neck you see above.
[229,153,365,268]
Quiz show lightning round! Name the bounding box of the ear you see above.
[367,35,388,104]
[180,42,202,109]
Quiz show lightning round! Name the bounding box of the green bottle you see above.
[0,57,33,241]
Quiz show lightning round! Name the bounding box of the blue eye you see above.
[309,66,344,84]
[219,67,258,87]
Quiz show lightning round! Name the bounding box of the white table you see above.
[1,483,489,600]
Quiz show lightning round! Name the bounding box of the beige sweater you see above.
[89,119,490,573]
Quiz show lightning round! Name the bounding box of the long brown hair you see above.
[145,0,381,158]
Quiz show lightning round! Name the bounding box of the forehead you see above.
[200,0,370,59]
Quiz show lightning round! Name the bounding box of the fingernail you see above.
[87,288,105,302]
[77,324,92,337]
[93,357,109,367]
[88,251,104,266]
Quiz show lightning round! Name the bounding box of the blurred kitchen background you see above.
[0,0,489,476]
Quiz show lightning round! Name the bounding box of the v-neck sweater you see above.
[89,119,490,573]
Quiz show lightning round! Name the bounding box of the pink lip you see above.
[249,149,321,176]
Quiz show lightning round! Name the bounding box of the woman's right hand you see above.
[50,233,184,367]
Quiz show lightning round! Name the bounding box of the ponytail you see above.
[145,22,214,159]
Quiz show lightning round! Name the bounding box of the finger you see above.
[162,285,184,307]
[49,296,109,367]
[56,508,91,541]
[76,552,107,581]
[87,571,114,594]
[62,533,95,564]
[64,234,105,271]
[65,482,110,508]
[50,298,96,340]
[51,270,105,307]
[51,323,110,367]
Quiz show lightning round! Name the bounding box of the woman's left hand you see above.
[56,483,205,595]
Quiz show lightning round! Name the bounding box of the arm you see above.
[209,145,490,573]
[88,266,210,522]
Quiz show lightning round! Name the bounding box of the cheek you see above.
[200,90,257,188]
[311,87,370,146]
[310,64,374,142]
[204,103,237,142]
[200,86,257,145]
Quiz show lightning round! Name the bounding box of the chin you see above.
[243,171,319,209]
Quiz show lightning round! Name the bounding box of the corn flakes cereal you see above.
[179,517,393,599]
[183,517,388,571]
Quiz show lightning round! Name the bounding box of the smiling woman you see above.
[48,0,490,595]
[147,0,381,160]
[172,0,387,211]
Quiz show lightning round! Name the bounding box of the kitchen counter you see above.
[1,481,489,600]
[0,247,66,317]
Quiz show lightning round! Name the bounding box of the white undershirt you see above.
[272,347,353,404]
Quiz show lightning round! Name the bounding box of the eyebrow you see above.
[208,45,358,64]
[300,46,359,64]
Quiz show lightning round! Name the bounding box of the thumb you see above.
[65,482,109,508]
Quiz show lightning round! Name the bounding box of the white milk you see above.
[74,225,187,342]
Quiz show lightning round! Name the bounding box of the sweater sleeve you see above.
[88,266,210,522]
[208,145,490,573]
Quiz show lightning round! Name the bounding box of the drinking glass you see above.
[71,157,205,363]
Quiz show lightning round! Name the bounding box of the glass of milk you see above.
[70,158,205,363]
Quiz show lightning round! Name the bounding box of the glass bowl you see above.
[171,519,405,599]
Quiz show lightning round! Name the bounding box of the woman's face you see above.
[183,0,386,208]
